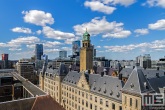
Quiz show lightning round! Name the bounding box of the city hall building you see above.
[39,30,165,110]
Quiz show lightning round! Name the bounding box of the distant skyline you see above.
[0,0,165,60]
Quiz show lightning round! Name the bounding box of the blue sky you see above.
[0,0,165,60]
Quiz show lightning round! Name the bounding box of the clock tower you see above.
[80,29,93,72]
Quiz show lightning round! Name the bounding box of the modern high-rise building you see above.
[72,40,81,56]
[35,44,43,60]
[136,54,151,68]
[17,60,36,84]
[1,54,8,69]
[59,51,67,58]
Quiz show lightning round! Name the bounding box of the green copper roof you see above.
[83,31,90,37]
[83,29,90,41]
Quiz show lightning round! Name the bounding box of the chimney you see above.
[118,74,122,80]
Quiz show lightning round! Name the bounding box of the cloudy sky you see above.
[0,0,165,60]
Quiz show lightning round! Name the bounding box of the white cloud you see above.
[102,30,131,38]
[0,36,40,51]
[73,17,131,38]
[9,48,22,51]
[22,10,54,26]
[65,37,81,44]
[102,0,136,6]
[134,28,149,36]
[44,49,59,53]
[143,0,165,8]
[42,26,78,44]
[96,46,101,48]
[61,47,72,51]
[36,30,42,35]
[11,27,32,34]
[148,19,165,30]
[84,1,116,14]
[42,26,75,40]
[44,41,63,48]
[104,39,165,52]
[84,0,136,14]
[8,36,40,46]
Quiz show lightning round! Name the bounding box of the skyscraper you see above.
[35,44,43,60]
[59,51,67,58]
[1,54,8,69]
[136,54,151,68]
[72,40,81,56]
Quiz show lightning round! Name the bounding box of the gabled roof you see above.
[45,63,68,76]
[31,95,65,110]
[90,74,124,101]
[0,95,65,110]
[62,71,81,86]
[119,68,133,78]
[122,66,154,95]
[147,75,165,93]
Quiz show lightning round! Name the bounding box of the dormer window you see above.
[130,83,134,88]
[116,92,120,97]
[98,87,101,92]
[110,90,113,95]
[104,89,107,94]
[144,82,149,89]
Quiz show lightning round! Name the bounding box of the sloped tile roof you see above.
[31,95,65,110]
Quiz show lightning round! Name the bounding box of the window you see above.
[86,93,88,99]
[95,97,97,102]
[78,98,80,103]
[119,106,122,110]
[130,98,132,106]
[106,101,109,107]
[82,92,84,97]
[90,95,92,100]
[112,103,115,110]
[82,100,84,105]
[75,104,77,109]
[75,96,77,101]
[135,99,138,108]
[100,99,103,105]
[95,105,97,110]
[86,101,88,107]
[90,104,92,109]
[125,96,127,104]
[100,108,103,110]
